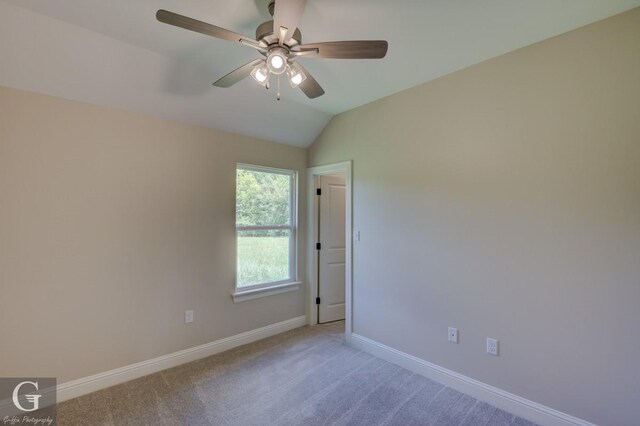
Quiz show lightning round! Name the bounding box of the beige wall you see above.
[0,86,307,383]
[310,8,640,426]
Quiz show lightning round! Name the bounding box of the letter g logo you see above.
[12,381,41,412]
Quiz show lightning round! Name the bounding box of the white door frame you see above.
[307,161,353,341]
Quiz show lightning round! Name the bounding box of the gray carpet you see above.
[56,322,537,425]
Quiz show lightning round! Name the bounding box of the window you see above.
[236,164,297,292]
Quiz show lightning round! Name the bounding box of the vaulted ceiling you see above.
[1,0,639,146]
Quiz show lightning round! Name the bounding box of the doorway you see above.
[317,173,346,323]
[307,162,353,338]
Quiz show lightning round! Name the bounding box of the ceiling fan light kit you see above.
[156,0,388,100]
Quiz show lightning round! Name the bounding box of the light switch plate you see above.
[448,327,458,343]
[185,310,194,324]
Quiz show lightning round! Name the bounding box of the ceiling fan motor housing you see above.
[256,21,302,47]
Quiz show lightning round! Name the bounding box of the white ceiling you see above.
[1,0,639,147]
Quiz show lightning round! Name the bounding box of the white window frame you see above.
[232,164,300,303]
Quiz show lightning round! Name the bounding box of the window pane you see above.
[236,169,291,226]
[237,229,291,287]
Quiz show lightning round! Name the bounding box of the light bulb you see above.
[287,62,307,88]
[291,73,303,85]
[270,55,284,70]
[250,62,270,87]
[266,48,288,75]
[255,69,267,83]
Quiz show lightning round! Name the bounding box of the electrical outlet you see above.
[448,327,458,344]
[185,310,194,324]
[487,338,499,355]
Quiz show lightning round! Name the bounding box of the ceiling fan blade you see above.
[297,41,388,59]
[273,0,307,44]
[213,59,264,88]
[295,63,324,99]
[156,10,262,48]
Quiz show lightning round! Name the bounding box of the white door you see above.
[318,174,346,323]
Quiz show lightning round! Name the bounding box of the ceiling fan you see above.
[156,0,388,100]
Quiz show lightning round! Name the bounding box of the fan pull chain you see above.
[277,75,281,101]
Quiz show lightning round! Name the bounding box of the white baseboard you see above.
[57,316,307,402]
[349,333,595,426]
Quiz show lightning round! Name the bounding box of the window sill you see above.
[231,281,302,303]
